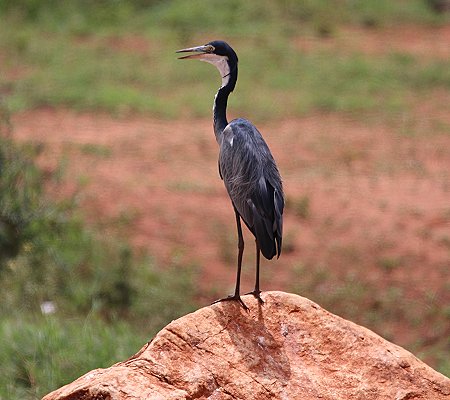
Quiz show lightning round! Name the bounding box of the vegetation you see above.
[0,0,448,120]
[0,1,449,398]
[0,317,146,399]
[0,132,198,399]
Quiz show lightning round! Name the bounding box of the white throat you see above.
[198,54,230,88]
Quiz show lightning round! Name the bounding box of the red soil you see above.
[11,108,450,299]
[294,24,450,60]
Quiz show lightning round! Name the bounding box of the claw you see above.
[212,294,249,311]
[245,290,264,304]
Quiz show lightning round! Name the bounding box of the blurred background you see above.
[1,0,449,397]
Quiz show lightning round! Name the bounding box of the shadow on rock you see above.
[210,295,292,385]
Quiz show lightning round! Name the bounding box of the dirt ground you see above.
[294,24,450,59]
[9,25,450,364]
[12,108,450,287]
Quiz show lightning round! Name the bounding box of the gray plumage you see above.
[177,40,284,308]
[219,118,283,260]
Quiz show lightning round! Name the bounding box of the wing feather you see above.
[219,119,284,260]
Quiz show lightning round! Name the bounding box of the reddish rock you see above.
[42,291,449,400]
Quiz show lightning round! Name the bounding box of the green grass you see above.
[0,136,196,320]
[79,143,112,158]
[2,29,449,120]
[285,195,311,219]
[0,316,146,399]
[0,0,444,35]
[0,2,449,395]
[0,1,449,120]
[0,133,199,399]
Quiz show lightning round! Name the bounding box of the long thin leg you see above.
[245,241,264,304]
[233,208,245,297]
[255,241,262,296]
[212,208,248,310]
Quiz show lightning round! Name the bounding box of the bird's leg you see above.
[245,241,264,304]
[212,208,248,310]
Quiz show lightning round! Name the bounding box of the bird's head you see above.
[176,40,238,90]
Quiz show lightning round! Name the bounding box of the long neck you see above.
[213,86,231,141]
[213,64,237,143]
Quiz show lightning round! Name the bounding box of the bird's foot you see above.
[212,294,249,311]
[245,289,264,304]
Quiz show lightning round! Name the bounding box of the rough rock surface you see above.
[43,291,449,400]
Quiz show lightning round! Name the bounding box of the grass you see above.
[0,1,449,120]
[79,143,113,158]
[0,316,146,399]
[0,1,449,395]
[2,32,449,120]
[286,195,311,219]
[377,256,404,272]
[0,133,199,399]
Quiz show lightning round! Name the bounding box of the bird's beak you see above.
[176,45,211,60]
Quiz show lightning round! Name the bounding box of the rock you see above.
[42,291,449,400]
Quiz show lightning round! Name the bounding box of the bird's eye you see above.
[205,45,215,53]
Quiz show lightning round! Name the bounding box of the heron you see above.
[176,40,284,309]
